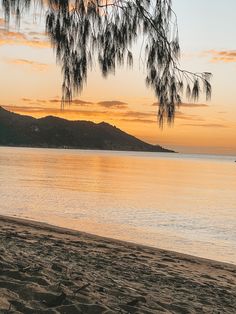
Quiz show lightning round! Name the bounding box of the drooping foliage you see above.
[1,0,212,125]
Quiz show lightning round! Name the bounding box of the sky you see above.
[0,0,235,155]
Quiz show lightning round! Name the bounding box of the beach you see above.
[0,215,236,313]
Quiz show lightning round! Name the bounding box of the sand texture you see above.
[0,215,236,313]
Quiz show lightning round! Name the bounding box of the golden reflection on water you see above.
[0,147,236,263]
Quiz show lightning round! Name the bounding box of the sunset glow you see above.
[0,0,235,155]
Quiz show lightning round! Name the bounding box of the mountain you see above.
[0,107,174,153]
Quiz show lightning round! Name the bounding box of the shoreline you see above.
[1,215,236,313]
[0,214,235,268]
[0,144,176,154]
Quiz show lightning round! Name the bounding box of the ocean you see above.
[0,146,235,264]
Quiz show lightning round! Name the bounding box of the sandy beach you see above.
[0,215,236,313]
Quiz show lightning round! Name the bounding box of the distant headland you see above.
[0,106,175,153]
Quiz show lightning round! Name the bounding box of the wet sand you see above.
[0,215,236,313]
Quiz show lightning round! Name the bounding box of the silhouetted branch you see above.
[1,0,212,125]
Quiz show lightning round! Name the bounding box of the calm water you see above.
[0,147,236,264]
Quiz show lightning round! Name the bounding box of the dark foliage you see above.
[1,0,212,125]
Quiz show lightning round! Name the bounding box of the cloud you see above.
[152,102,208,108]
[134,109,204,122]
[205,50,236,63]
[48,99,64,103]
[28,31,45,37]
[36,99,47,103]
[21,97,92,106]
[121,111,153,118]
[0,30,26,43]
[72,99,93,105]
[21,98,31,102]
[118,111,158,124]
[175,111,204,122]
[176,103,208,108]
[0,29,50,48]
[6,58,49,71]
[3,104,155,122]
[181,123,228,128]
[6,97,205,125]
[120,118,156,124]
[2,105,105,117]
[47,98,128,109]
[97,100,128,109]
[49,98,93,105]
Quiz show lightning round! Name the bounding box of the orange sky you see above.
[0,1,236,155]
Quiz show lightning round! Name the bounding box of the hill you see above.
[0,107,174,152]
